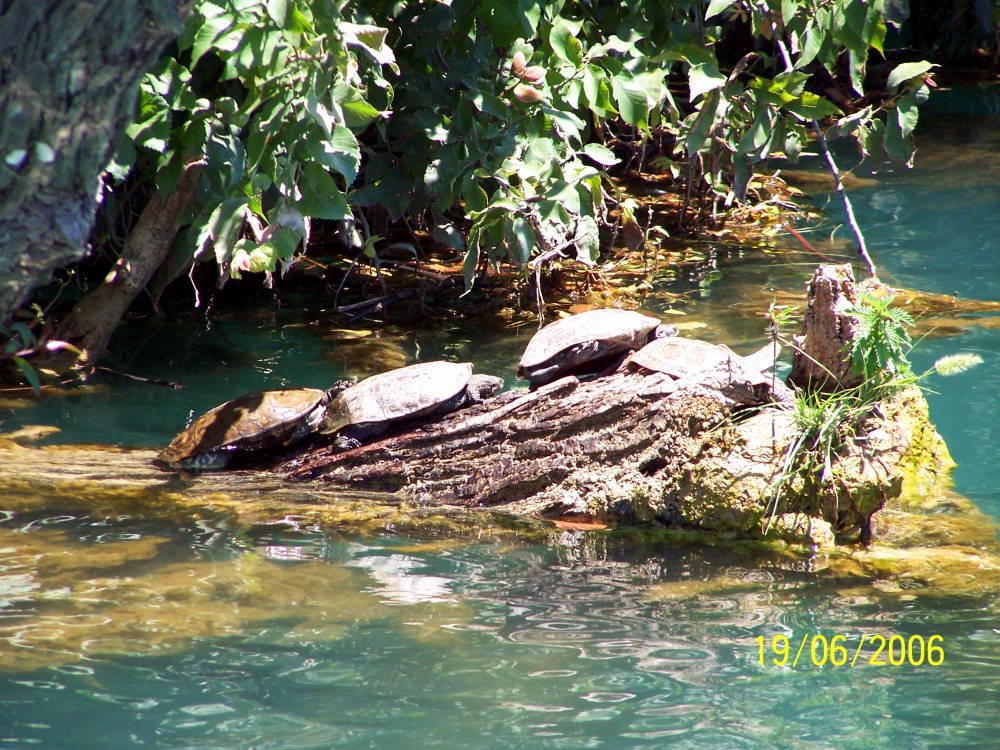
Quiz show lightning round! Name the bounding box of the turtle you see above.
[517,308,678,388]
[156,382,352,471]
[321,361,504,448]
[626,337,792,405]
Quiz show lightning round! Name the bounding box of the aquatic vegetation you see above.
[763,287,981,537]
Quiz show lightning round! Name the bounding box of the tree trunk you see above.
[41,158,205,371]
[0,0,187,322]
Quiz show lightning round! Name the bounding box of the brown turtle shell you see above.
[157,388,329,469]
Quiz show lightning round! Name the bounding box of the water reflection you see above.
[0,507,996,748]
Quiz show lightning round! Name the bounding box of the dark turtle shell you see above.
[518,309,664,387]
[157,388,329,470]
[322,361,503,442]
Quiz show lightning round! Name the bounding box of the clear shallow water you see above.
[1,86,998,748]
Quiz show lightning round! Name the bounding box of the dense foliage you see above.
[112,0,934,293]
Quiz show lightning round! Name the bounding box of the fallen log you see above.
[1,264,956,551]
[272,263,953,547]
[276,364,946,548]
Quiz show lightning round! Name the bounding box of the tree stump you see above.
[788,263,863,390]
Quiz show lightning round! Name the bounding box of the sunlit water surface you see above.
[0,85,997,748]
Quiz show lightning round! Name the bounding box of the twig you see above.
[335,290,413,321]
[783,222,835,262]
[95,366,184,389]
[775,39,878,279]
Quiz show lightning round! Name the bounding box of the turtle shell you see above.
[628,337,772,398]
[518,309,662,384]
[157,387,329,470]
[627,337,736,379]
[324,361,476,434]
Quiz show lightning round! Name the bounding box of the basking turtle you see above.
[322,361,504,448]
[626,337,791,404]
[517,308,677,388]
[156,383,349,471]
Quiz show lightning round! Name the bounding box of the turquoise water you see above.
[1,85,998,748]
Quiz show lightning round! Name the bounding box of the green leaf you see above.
[190,11,234,65]
[582,65,616,117]
[306,126,360,185]
[612,74,654,130]
[481,1,537,47]
[705,0,735,21]
[462,229,481,291]
[462,175,489,214]
[543,105,585,145]
[781,90,842,121]
[685,89,721,155]
[266,0,289,26]
[886,61,936,91]
[896,95,920,140]
[12,356,41,395]
[736,106,772,158]
[506,217,535,265]
[126,86,171,151]
[863,3,887,55]
[688,62,727,101]
[582,143,620,166]
[340,97,382,130]
[858,118,884,157]
[796,21,823,69]
[547,179,581,215]
[550,18,584,67]
[574,215,600,265]
[260,226,300,263]
[208,197,249,264]
[884,94,919,165]
[781,0,798,26]
[340,22,397,71]
[298,163,350,220]
[105,138,137,181]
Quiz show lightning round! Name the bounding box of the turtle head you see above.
[469,373,504,401]
[651,323,679,340]
[324,378,355,399]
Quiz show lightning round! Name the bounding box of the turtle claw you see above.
[334,435,362,452]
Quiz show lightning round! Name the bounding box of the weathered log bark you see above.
[788,263,863,390]
[271,359,937,547]
[0,0,188,321]
[40,158,205,371]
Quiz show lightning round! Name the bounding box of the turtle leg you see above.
[325,379,355,398]
[333,434,363,451]
[334,422,388,451]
